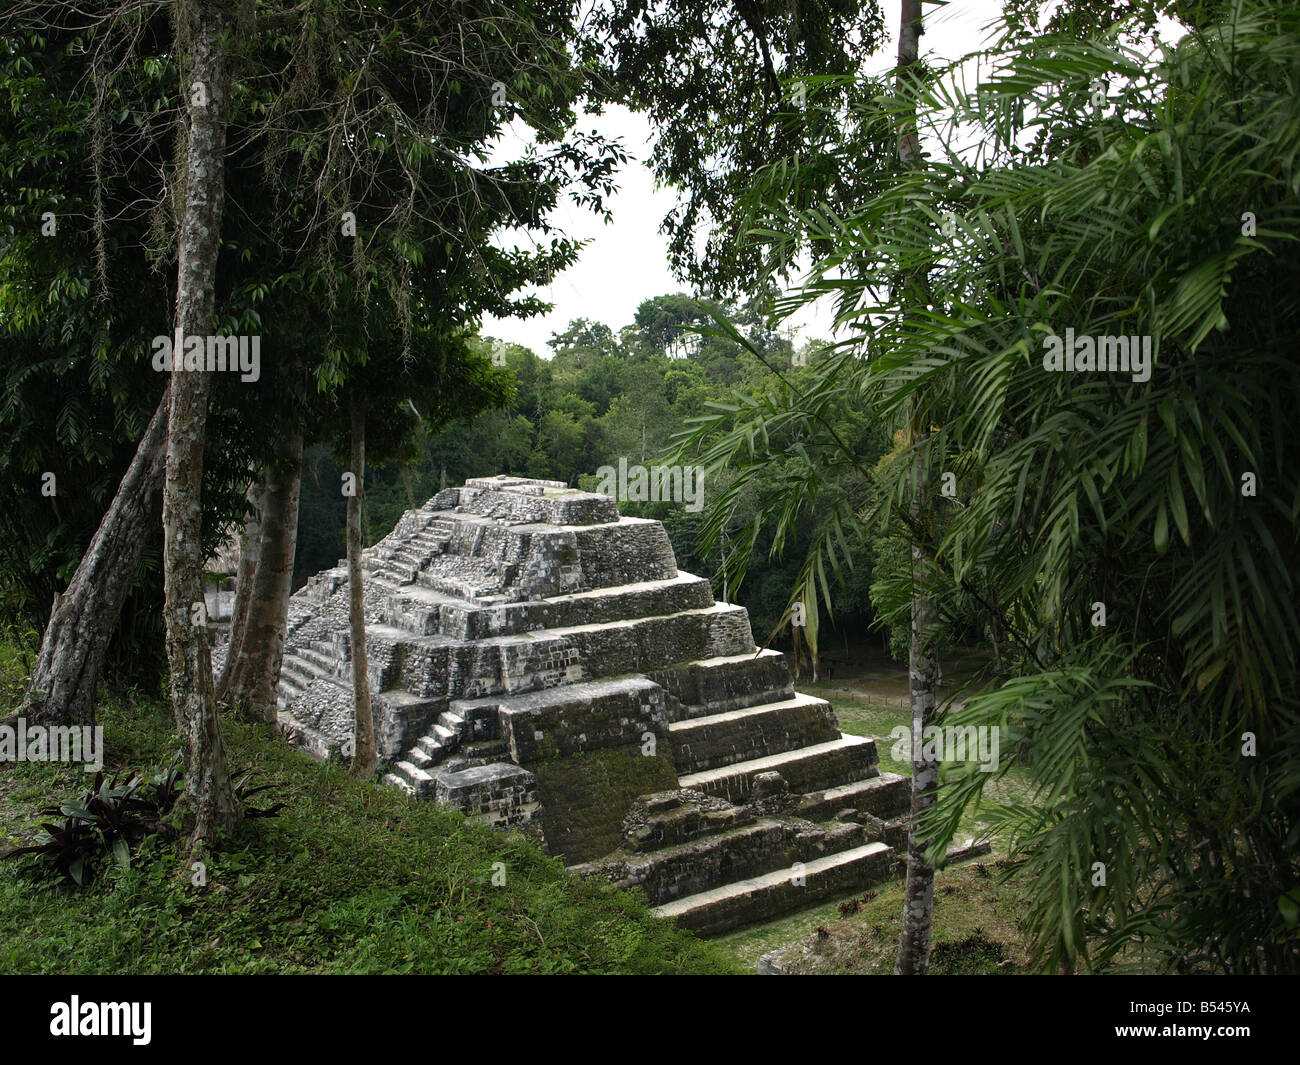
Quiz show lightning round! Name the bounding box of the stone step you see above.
[470,676,667,764]
[297,647,335,674]
[541,603,756,679]
[677,734,879,804]
[584,816,870,908]
[407,746,435,769]
[415,735,445,759]
[364,625,583,702]
[668,692,841,774]
[454,481,617,526]
[279,658,315,690]
[416,556,510,599]
[650,649,794,721]
[383,772,416,796]
[412,522,451,544]
[278,670,305,696]
[383,573,714,642]
[389,546,430,571]
[651,841,896,935]
[391,760,435,797]
[796,772,912,822]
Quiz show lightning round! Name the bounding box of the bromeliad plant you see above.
[3,754,283,886]
[3,770,162,886]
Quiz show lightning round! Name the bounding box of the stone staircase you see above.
[270,475,911,934]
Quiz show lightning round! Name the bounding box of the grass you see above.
[718,860,1031,974]
[0,676,737,974]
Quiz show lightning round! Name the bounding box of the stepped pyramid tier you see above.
[266,475,910,933]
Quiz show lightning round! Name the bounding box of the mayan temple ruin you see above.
[271,476,911,933]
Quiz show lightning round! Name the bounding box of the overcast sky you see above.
[477,1,1055,356]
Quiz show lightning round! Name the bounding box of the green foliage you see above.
[591,0,893,292]
[3,754,284,887]
[743,0,1300,972]
[4,766,177,887]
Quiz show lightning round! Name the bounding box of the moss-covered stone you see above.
[531,747,678,863]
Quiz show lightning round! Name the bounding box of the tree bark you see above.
[896,451,940,974]
[896,0,924,167]
[894,0,939,977]
[164,0,239,846]
[17,389,168,728]
[348,394,377,776]
[214,478,262,703]
[222,431,302,722]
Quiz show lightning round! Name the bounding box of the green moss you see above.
[530,747,678,863]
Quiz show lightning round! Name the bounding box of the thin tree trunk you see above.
[164,0,239,846]
[223,431,302,722]
[894,0,940,976]
[215,478,263,703]
[896,441,940,974]
[348,395,377,776]
[17,389,168,728]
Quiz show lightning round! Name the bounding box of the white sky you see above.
[477,1,1087,355]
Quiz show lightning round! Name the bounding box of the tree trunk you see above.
[214,478,263,703]
[894,0,939,976]
[896,0,924,167]
[17,389,168,728]
[896,448,941,974]
[164,0,239,846]
[222,431,303,722]
[348,395,377,776]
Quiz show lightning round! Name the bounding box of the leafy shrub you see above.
[2,755,282,886]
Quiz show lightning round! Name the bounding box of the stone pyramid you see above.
[275,476,910,934]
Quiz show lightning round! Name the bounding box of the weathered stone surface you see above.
[532,746,680,863]
[493,677,670,763]
[616,789,753,852]
[678,734,880,804]
[668,693,840,775]
[651,841,899,936]
[650,650,794,721]
[250,476,913,933]
[431,762,542,831]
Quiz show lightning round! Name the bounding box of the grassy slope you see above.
[0,649,736,974]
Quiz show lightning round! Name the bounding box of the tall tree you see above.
[18,394,168,728]
[346,394,376,776]
[893,0,941,978]
[162,0,240,842]
[220,430,303,722]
